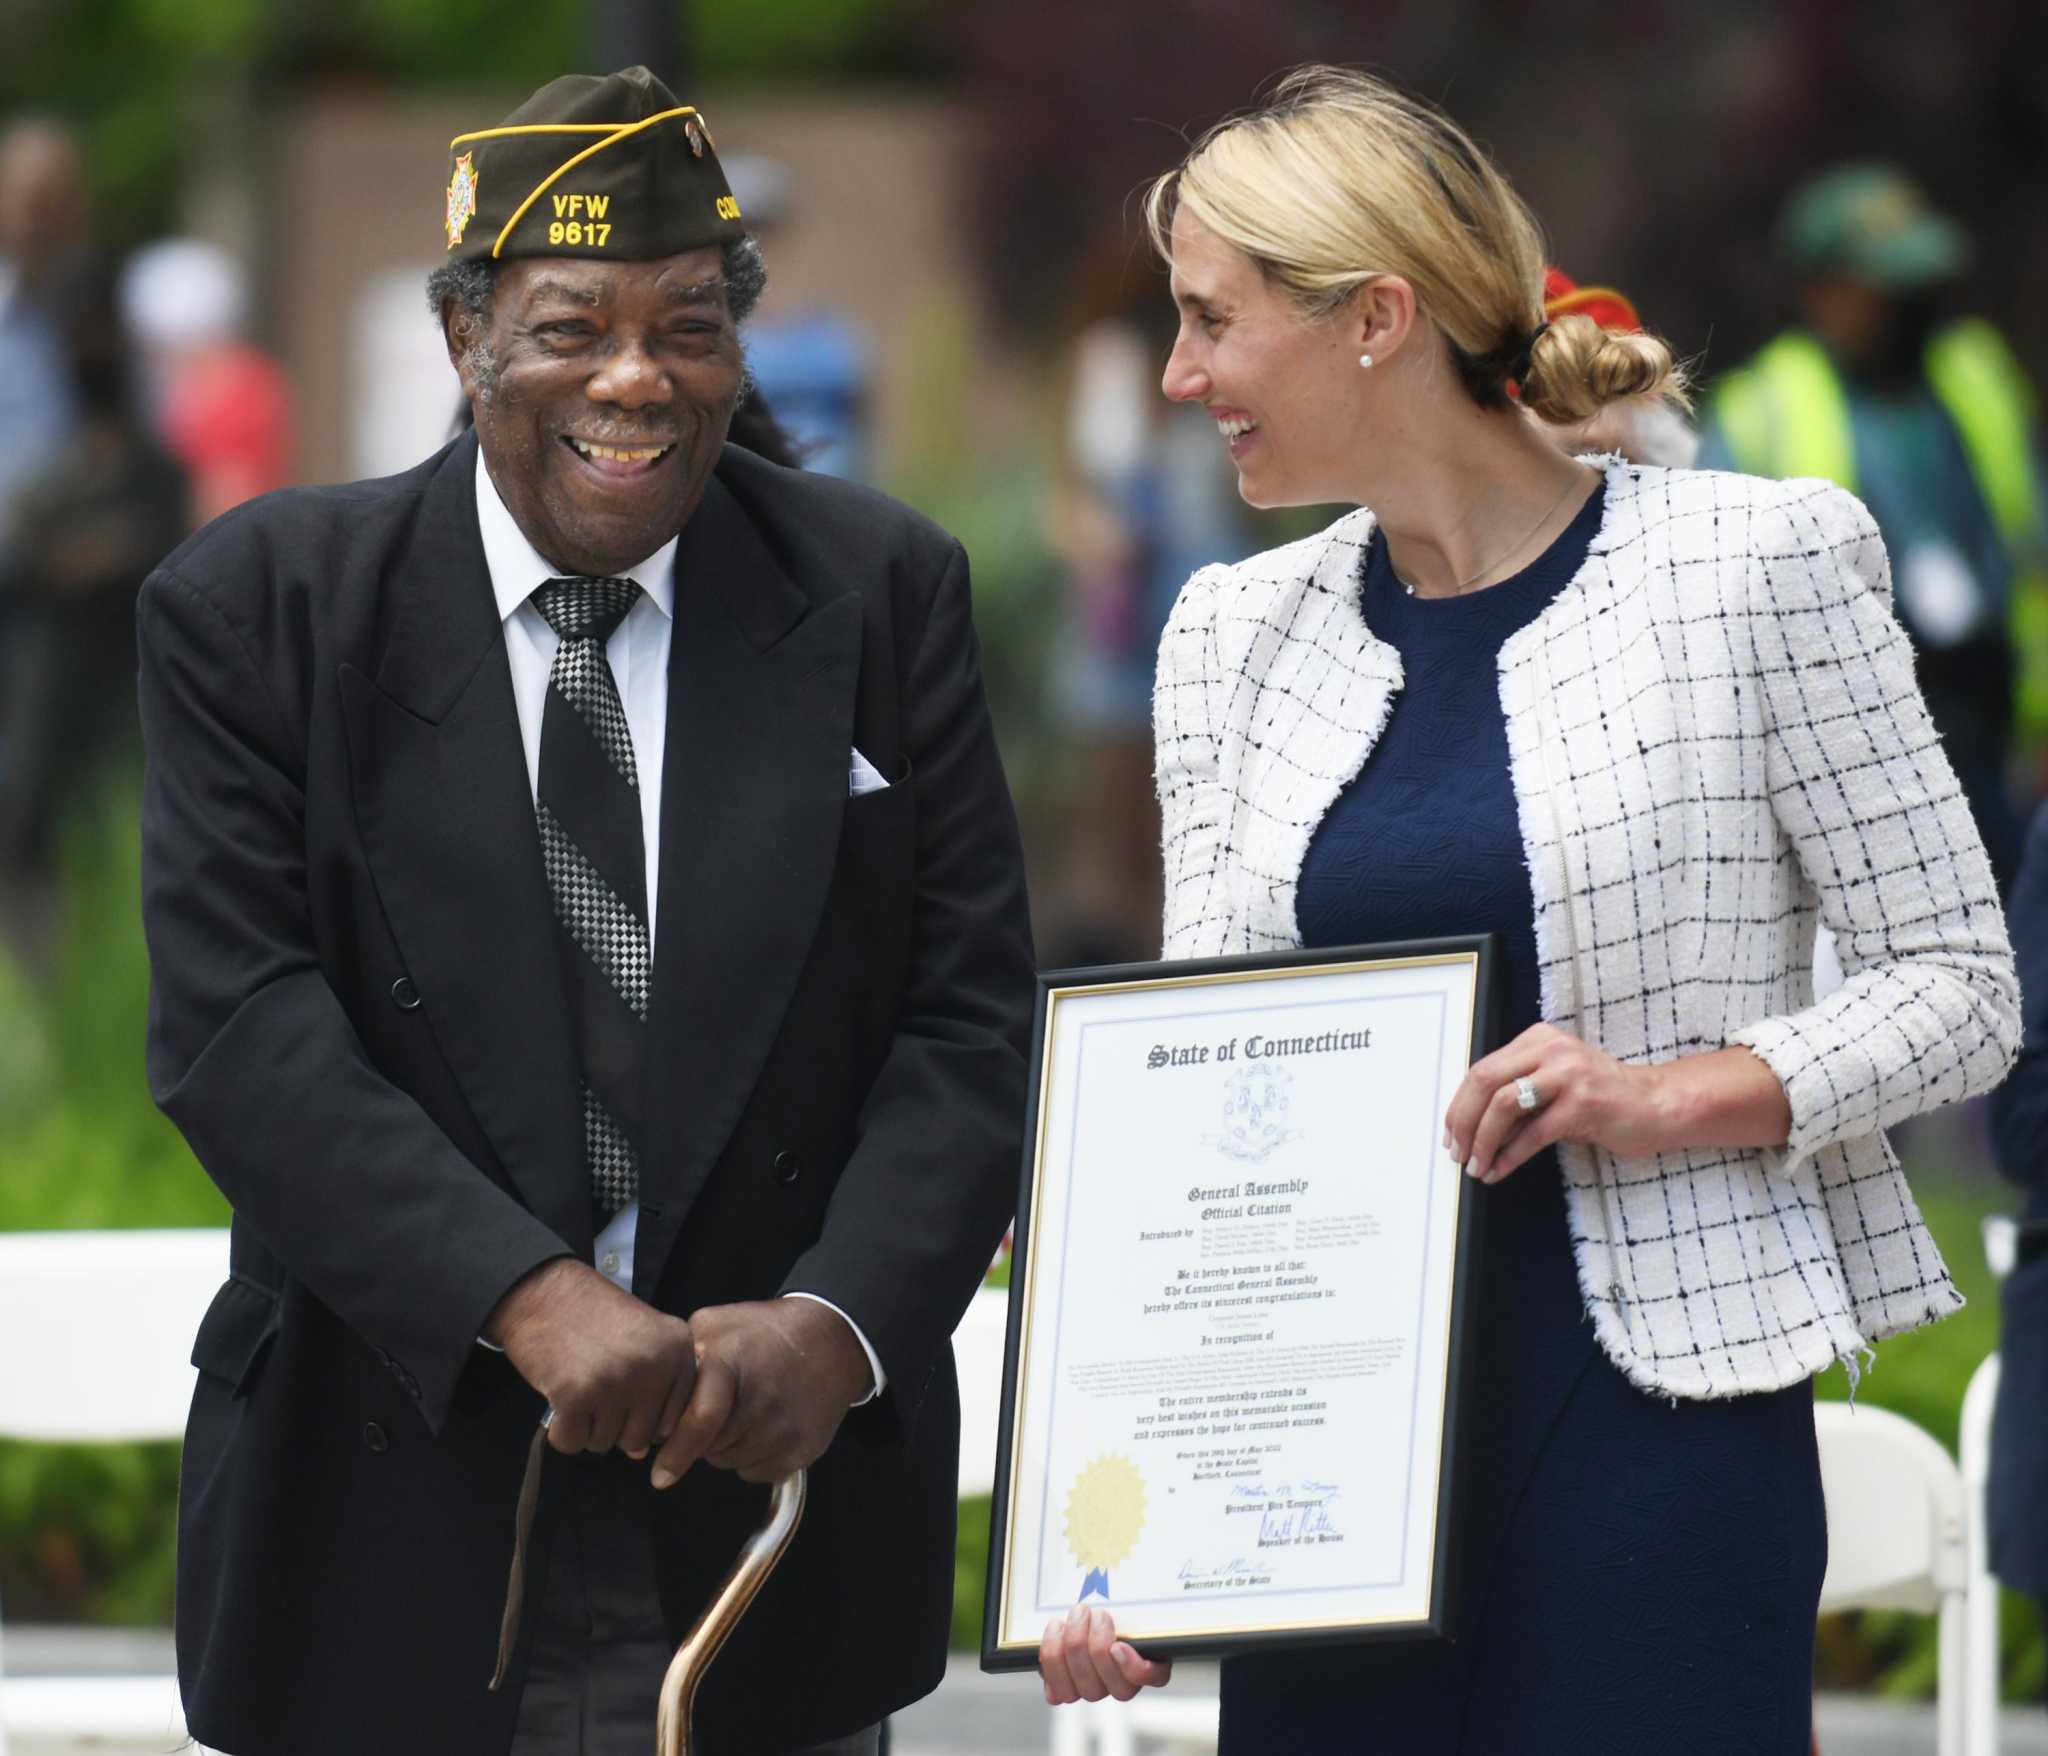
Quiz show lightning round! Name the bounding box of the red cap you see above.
[1542,267,1642,333]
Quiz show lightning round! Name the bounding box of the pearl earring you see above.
[1359,352,1374,369]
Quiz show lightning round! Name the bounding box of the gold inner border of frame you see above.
[995,951,1480,1649]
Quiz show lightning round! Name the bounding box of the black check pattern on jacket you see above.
[531,576,648,1216]
[1152,464,2019,1399]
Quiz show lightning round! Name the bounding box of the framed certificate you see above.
[981,938,1494,1667]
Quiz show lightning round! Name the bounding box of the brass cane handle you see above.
[654,1468,807,1756]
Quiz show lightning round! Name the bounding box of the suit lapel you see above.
[634,474,861,1292]
[338,435,591,1255]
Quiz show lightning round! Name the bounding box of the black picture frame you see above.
[980,935,1496,1671]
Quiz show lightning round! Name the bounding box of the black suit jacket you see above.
[138,434,1033,1753]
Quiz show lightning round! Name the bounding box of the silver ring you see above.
[1514,1076,1542,1114]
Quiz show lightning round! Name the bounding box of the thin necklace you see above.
[1397,467,1588,597]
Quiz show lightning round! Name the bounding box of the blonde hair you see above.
[1144,67,1689,422]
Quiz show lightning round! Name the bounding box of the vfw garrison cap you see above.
[442,65,745,264]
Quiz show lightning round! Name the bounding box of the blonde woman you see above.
[1038,68,2017,1752]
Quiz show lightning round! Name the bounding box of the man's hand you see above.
[484,1259,698,1460]
[650,1299,874,1488]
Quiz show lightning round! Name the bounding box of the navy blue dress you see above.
[1989,804,2048,1606]
[1217,489,1827,1755]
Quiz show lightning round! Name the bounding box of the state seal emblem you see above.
[1065,1453,1146,1602]
[1209,1059,1303,1164]
[445,151,478,250]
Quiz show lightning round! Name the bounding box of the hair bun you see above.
[1520,313,1690,426]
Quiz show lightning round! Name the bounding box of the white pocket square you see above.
[848,748,890,797]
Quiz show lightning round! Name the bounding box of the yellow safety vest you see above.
[1708,323,2048,744]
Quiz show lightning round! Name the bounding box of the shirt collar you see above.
[474,445,677,626]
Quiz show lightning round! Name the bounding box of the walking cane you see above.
[491,1421,808,1756]
[654,1467,807,1756]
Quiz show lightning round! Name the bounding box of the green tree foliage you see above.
[0,0,931,245]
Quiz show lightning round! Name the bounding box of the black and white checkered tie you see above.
[530,577,648,1217]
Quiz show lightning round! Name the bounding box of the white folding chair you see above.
[1814,1398,1976,1756]
[0,1228,227,1756]
[955,1285,1011,1501]
[1958,1353,2003,1756]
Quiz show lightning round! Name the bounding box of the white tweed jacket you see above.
[1154,459,2019,1400]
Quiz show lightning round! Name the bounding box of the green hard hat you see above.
[1780,164,1968,290]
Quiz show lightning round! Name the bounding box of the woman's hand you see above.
[1039,1604,1173,1705]
[1444,1025,1791,1184]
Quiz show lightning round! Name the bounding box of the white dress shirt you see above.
[474,451,883,1398]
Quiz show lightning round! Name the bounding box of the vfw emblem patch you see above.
[445,151,479,249]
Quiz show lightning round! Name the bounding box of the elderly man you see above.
[139,68,1032,1755]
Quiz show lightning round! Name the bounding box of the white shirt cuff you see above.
[783,1291,886,1405]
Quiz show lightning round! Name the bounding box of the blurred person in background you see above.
[1699,166,2048,890]
[1990,800,2048,1667]
[0,117,90,903]
[120,237,294,527]
[721,151,872,481]
[136,67,1030,1756]
[0,264,185,953]
[1039,68,2017,1754]
[1043,231,1254,963]
[0,118,87,566]
[1529,268,1696,467]
[724,379,810,469]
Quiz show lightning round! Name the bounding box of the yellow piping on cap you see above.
[484,105,697,260]
[1543,285,1643,330]
[449,107,699,150]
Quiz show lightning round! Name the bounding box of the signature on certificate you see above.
[1178,1555,1261,1583]
[1254,1481,1345,1548]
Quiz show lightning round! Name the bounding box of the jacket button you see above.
[363,1422,390,1453]
[390,976,421,1011]
[773,1150,802,1185]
